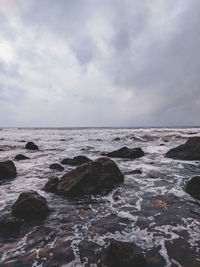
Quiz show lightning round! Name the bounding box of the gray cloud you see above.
[0,0,199,126]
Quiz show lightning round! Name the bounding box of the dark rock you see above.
[0,160,17,180]
[163,139,169,142]
[60,139,66,141]
[166,137,200,160]
[185,176,200,200]
[25,141,39,150]
[49,163,64,171]
[19,140,26,142]
[78,240,101,265]
[61,155,92,166]
[125,169,142,175]
[57,157,124,196]
[113,137,121,141]
[103,240,147,267]
[0,216,23,233]
[104,147,145,159]
[0,149,4,151]
[12,191,49,221]
[44,177,59,193]
[159,143,165,146]
[14,154,30,160]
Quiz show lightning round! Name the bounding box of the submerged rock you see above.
[49,163,64,171]
[61,155,92,166]
[14,154,30,160]
[185,176,200,200]
[25,141,39,150]
[103,240,147,267]
[12,191,49,221]
[0,160,17,180]
[44,177,59,192]
[0,216,23,233]
[57,157,124,196]
[166,137,200,160]
[104,147,145,159]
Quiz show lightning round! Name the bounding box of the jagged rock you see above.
[49,163,64,171]
[104,147,145,159]
[0,160,17,180]
[14,154,30,160]
[185,176,200,200]
[103,240,147,267]
[57,157,124,196]
[61,155,92,166]
[12,191,49,221]
[166,137,200,160]
[44,177,60,193]
[0,216,23,233]
[25,142,39,150]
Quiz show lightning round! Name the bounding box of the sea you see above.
[0,127,200,266]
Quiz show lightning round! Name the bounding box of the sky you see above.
[0,0,200,127]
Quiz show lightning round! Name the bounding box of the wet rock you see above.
[0,148,4,151]
[185,176,200,200]
[163,139,169,142]
[57,157,124,196]
[90,214,129,234]
[0,160,17,180]
[104,147,145,159]
[61,155,92,166]
[44,177,59,192]
[60,138,66,141]
[78,240,101,265]
[0,216,23,233]
[125,169,142,175]
[113,137,121,141]
[39,238,74,266]
[159,143,165,146]
[166,137,200,160]
[14,154,30,160]
[49,163,64,171]
[12,191,49,221]
[103,240,147,267]
[25,141,39,150]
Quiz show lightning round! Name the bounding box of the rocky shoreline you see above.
[0,130,200,266]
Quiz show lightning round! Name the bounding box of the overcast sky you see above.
[0,0,200,127]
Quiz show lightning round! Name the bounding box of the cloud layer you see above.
[0,0,200,126]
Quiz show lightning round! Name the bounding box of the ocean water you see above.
[0,127,200,266]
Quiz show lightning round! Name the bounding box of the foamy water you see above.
[0,127,200,266]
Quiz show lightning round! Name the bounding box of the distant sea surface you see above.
[0,127,200,266]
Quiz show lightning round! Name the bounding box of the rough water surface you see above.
[0,127,200,267]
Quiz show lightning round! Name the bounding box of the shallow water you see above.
[0,127,200,266]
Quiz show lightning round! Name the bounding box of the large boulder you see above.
[12,191,49,221]
[14,154,30,160]
[103,240,147,267]
[166,137,200,160]
[57,157,124,196]
[185,176,200,200]
[25,142,39,150]
[0,160,17,180]
[61,155,92,166]
[104,147,145,159]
